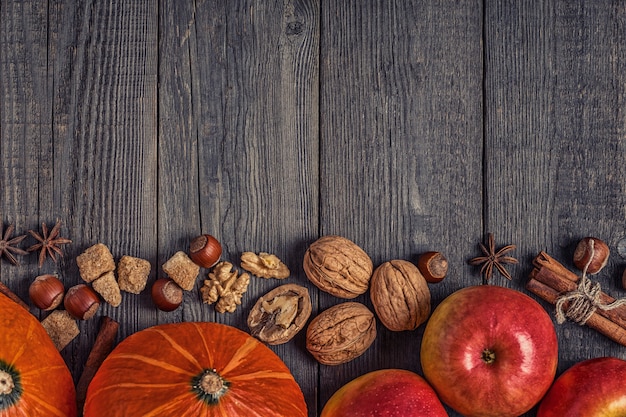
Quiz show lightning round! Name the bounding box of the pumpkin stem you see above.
[0,370,14,395]
[192,369,230,405]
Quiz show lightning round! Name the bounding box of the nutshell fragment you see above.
[240,251,290,279]
[200,261,250,313]
[247,283,312,345]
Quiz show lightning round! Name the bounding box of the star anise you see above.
[469,233,518,282]
[0,224,28,265]
[27,220,72,268]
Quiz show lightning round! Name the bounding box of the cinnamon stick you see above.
[0,280,29,310]
[530,251,626,330]
[76,316,119,415]
[527,278,626,346]
[527,252,626,347]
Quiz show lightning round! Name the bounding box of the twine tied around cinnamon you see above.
[555,239,626,325]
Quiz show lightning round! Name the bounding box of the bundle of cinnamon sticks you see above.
[527,251,626,347]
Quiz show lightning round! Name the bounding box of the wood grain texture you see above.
[1,1,626,416]
[485,0,626,377]
[159,0,321,414]
[0,0,49,304]
[1,0,159,379]
[319,1,483,414]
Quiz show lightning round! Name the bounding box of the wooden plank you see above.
[157,0,202,326]
[159,0,321,414]
[47,0,158,377]
[319,0,483,414]
[485,1,626,414]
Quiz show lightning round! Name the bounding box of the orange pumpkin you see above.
[0,292,77,417]
[84,322,308,417]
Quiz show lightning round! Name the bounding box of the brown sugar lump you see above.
[117,255,151,294]
[92,271,122,307]
[76,243,116,282]
[162,251,200,291]
[41,310,80,351]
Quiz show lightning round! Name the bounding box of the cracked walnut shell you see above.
[240,251,290,279]
[247,283,312,345]
[370,260,431,331]
[306,302,376,365]
[200,261,250,313]
[303,235,373,299]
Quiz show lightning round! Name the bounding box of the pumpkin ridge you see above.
[219,337,259,376]
[150,328,203,370]
[223,391,280,417]
[19,364,68,378]
[6,321,34,367]
[108,353,195,377]
[20,390,69,417]
[141,391,198,417]
[228,369,297,382]
[191,322,215,367]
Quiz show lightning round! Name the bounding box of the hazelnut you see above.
[151,278,183,312]
[573,237,610,275]
[189,234,222,268]
[29,274,65,311]
[417,252,448,283]
[64,284,100,320]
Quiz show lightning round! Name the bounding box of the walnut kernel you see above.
[248,283,312,345]
[240,251,290,279]
[200,261,250,313]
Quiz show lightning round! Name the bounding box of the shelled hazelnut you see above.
[29,274,65,311]
[573,237,609,275]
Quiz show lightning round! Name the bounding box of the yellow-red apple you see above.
[320,369,447,417]
[537,356,626,416]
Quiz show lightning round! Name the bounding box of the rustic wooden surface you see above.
[1,1,625,416]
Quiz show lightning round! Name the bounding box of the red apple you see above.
[537,357,626,416]
[320,369,448,417]
[420,285,558,417]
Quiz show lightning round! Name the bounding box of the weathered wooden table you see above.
[2,1,625,416]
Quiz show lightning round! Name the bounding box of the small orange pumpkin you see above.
[84,322,308,417]
[0,292,77,416]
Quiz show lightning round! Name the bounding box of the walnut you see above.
[303,235,373,299]
[199,261,250,313]
[370,260,431,331]
[240,251,290,279]
[247,283,312,345]
[306,302,376,365]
